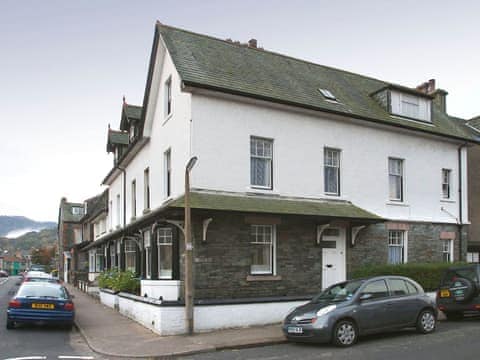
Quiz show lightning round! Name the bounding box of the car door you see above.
[385,278,419,327]
[354,279,391,333]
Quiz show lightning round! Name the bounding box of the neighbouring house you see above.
[465,116,480,262]
[57,197,84,282]
[80,190,109,283]
[82,22,478,334]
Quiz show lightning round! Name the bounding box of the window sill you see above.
[247,187,278,195]
[440,199,456,204]
[246,275,282,282]
[386,201,410,207]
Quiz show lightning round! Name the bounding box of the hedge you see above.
[98,268,140,294]
[350,262,467,291]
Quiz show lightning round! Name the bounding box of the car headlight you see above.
[316,304,336,317]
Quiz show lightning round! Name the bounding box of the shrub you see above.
[98,268,140,294]
[350,262,468,291]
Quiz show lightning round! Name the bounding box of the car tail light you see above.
[8,299,21,308]
[474,304,480,310]
[438,305,446,311]
[64,302,74,311]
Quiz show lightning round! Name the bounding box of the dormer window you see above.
[319,88,337,101]
[129,124,136,141]
[390,91,431,122]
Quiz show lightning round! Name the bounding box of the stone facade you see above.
[190,211,463,301]
[467,145,480,252]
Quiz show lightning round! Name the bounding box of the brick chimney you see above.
[248,39,258,48]
[416,79,436,94]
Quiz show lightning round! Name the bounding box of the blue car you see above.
[6,282,75,330]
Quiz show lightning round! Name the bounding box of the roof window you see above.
[319,88,337,101]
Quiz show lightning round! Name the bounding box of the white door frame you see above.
[321,227,346,289]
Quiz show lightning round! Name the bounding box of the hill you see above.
[0,216,56,237]
[0,228,57,254]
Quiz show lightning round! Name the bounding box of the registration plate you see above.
[440,290,450,298]
[287,326,303,334]
[32,303,54,309]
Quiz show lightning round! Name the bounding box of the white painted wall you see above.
[106,39,192,228]
[108,292,307,335]
[191,93,464,223]
[141,279,182,301]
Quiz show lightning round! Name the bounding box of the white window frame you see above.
[116,194,121,227]
[400,94,420,119]
[324,147,341,196]
[388,230,408,264]
[131,179,136,219]
[89,250,96,273]
[124,239,136,273]
[110,243,116,269]
[250,224,276,275]
[467,252,479,263]
[144,230,151,279]
[144,167,150,210]
[95,247,104,273]
[164,149,172,198]
[164,76,172,118]
[250,136,273,189]
[109,200,113,230]
[442,169,451,199]
[442,239,454,263]
[157,228,173,279]
[389,158,404,202]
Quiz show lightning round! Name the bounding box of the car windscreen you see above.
[17,285,67,299]
[441,268,479,287]
[312,280,364,303]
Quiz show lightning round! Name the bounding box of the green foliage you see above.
[98,268,140,294]
[351,262,468,291]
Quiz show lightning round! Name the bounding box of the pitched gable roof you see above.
[153,23,476,143]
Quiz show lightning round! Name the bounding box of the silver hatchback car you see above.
[283,276,437,347]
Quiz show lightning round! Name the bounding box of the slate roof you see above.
[169,191,382,221]
[157,23,476,143]
[107,129,129,152]
[467,116,480,131]
[81,190,108,221]
[60,201,84,223]
[125,104,142,121]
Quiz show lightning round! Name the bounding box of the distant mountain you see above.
[0,228,57,254]
[0,216,56,238]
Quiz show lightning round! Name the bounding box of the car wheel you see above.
[333,319,358,347]
[444,311,464,321]
[416,309,436,334]
[6,320,15,330]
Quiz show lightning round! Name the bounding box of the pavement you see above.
[66,284,286,359]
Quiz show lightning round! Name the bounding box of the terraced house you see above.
[82,22,479,333]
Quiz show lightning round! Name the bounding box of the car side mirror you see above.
[359,293,373,301]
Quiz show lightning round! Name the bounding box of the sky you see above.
[0,0,479,222]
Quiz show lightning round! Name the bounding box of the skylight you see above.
[319,88,337,101]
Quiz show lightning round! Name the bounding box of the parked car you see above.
[0,270,8,277]
[6,282,75,329]
[437,264,480,320]
[21,271,59,284]
[30,264,46,272]
[283,276,437,347]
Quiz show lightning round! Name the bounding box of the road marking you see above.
[4,357,47,360]
[58,357,95,359]
[0,278,8,285]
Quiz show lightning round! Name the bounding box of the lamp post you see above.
[184,156,198,335]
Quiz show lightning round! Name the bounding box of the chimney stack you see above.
[416,79,436,94]
[248,39,258,48]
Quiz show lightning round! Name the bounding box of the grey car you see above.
[283,276,437,347]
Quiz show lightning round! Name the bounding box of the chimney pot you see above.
[248,38,258,48]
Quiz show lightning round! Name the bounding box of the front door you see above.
[321,227,346,289]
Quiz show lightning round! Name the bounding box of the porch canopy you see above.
[170,191,383,223]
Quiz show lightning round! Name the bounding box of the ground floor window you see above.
[110,243,116,268]
[125,239,136,273]
[144,230,151,279]
[442,239,453,262]
[467,252,479,263]
[89,250,95,272]
[96,248,104,272]
[157,228,173,279]
[250,224,275,275]
[388,230,406,264]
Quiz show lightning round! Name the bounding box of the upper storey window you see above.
[390,91,431,122]
[164,76,172,118]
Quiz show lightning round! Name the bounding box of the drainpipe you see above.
[458,143,468,261]
[116,165,127,227]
